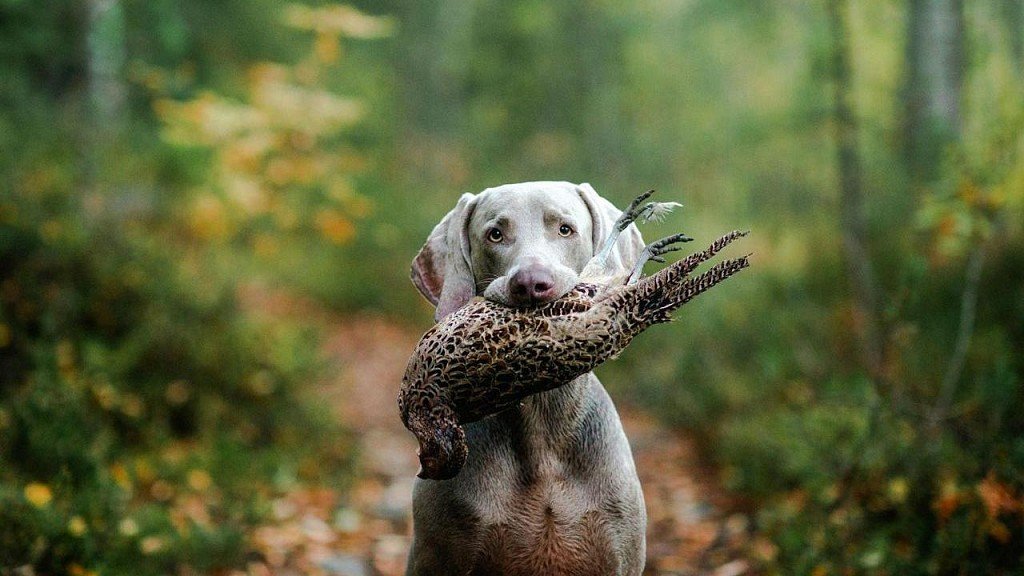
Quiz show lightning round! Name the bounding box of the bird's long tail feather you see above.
[652,255,750,319]
[600,230,750,331]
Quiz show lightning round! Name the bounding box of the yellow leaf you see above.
[134,458,156,484]
[111,463,132,490]
[68,564,89,576]
[937,214,957,238]
[40,220,62,242]
[315,32,340,64]
[315,209,355,244]
[933,478,961,523]
[253,234,280,259]
[24,483,52,508]
[119,517,139,537]
[190,194,230,240]
[888,477,909,504]
[957,178,981,205]
[266,157,295,186]
[247,371,276,396]
[284,4,395,38]
[977,472,1021,519]
[56,340,75,371]
[223,140,264,173]
[121,394,144,418]
[150,480,174,501]
[0,202,15,224]
[989,520,1011,543]
[93,381,118,407]
[165,380,191,406]
[68,516,88,537]
[291,156,322,184]
[188,469,212,492]
[345,195,373,218]
[140,535,166,554]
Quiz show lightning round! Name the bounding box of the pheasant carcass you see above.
[399,191,750,480]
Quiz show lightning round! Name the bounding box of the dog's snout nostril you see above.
[509,265,557,305]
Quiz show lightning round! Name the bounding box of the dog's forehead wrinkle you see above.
[481,180,578,195]
[475,197,580,237]
[478,182,587,213]
[544,209,579,225]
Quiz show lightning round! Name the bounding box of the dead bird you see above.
[399,191,749,480]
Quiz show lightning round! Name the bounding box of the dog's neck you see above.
[502,374,593,473]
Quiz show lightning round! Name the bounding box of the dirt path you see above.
[247,312,751,576]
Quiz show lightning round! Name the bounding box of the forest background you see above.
[1,0,1022,574]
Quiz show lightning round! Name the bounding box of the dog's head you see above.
[412,182,644,321]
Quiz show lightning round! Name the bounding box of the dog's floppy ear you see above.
[411,193,478,322]
[576,182,645,273]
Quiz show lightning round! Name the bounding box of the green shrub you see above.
[0,163,349,575]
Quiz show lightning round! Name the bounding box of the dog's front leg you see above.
[405,483,483,576]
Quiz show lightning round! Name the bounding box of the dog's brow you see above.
[544,209,576,225]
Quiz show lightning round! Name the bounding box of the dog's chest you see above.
[464,446,629,575]
[472,487,623,576]
[448,380,642,575]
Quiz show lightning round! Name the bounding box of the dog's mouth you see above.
[481,274,578,308]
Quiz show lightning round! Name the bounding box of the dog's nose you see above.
[509,264,557,305]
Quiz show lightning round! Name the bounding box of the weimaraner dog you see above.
[407,181,647,575]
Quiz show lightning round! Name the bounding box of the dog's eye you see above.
[486,228,504,243]
[558,224,574,237]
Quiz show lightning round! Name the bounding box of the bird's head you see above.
[415,418,468,480]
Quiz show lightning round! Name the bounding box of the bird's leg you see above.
[590,189,683,263]
[627,233,693,285]
[582,190,685,284]
[591,190,656,266]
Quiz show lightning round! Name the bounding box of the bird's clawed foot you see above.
[594,190,683,265]
[627,233,694,284]
[613,190,682,233]
[582,189,686,284]
[613,190,655,232]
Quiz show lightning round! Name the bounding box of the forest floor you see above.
[241,296,755,576]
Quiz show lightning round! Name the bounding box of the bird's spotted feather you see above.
[399,231,750,480]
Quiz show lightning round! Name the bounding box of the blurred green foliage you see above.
[363,1,1024,573]
[1,0,1023,573]
[0,1,378,572]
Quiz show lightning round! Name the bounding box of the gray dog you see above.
[406,182,648,575]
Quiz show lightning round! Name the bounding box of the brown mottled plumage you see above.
[399,224,749,480]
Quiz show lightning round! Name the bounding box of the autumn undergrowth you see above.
[0,152,352,573]
[0,4,390,572]
[612,184,1024,574]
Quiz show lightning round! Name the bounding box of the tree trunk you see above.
[401,0,475,136]
[903,0,964,182]
[80,0,128,226]
[569,1,625,177]
[1002,0,1023,71]
[826,0,884,382]
[86,0,127,128]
